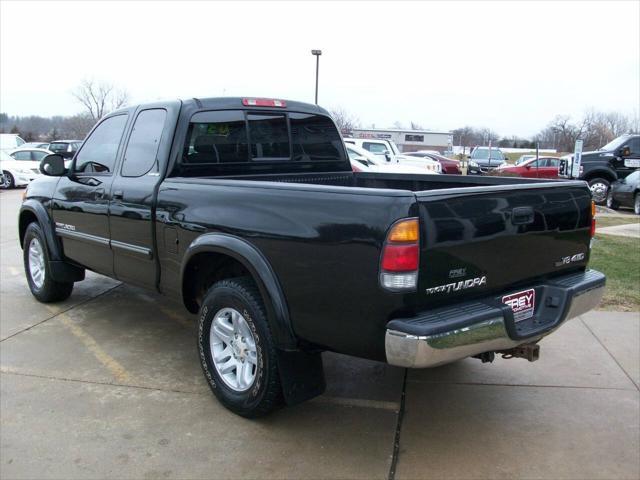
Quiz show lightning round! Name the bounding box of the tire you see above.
[23,222,74,302]
[2,171,14,189]
[606,190,619,210]
[197,277,282,417]
[588,177,610,205]
[635,193,640,216]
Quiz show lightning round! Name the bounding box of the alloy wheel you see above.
[209,307,258,392]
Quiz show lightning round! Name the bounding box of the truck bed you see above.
[159,171,592,360]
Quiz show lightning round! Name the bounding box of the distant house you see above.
[350,128,453,153]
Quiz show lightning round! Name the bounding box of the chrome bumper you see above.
[385,270,605,368]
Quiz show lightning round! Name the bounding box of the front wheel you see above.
[23,222,74,302]
[197,277,282,417]
[2,171,14,189]
[635,193,640,216]
[588,177,610,205]
[606,190,619,210]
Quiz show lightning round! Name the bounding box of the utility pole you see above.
[311,50,322,105]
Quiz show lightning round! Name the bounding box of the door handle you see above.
[112,190,124,200]
[512,206,535,225]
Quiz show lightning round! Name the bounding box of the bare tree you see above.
[330,107,360,135]
[410,121,423,130]
[72,79,130,121]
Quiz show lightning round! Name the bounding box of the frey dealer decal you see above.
[502,288,536,322]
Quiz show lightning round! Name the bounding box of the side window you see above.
[546,158,560,167]
[247,114,289,159]
[13,151,31,161]
[32,151,48,161]
[363,142,387,153]
[184,110,249,164]
[74,115,128,174]
[627,137,640,155]
[121,109,167,177]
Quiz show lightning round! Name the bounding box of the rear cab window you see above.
[362,142,388,154]
[179,109,346,176]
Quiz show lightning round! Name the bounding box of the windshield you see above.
[0,150,13,161]
[471,148,505,160]
[599,136,629,152]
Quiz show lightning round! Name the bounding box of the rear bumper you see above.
[385,269,605,368]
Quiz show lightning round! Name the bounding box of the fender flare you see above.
[181,233,297,350]
[583,167,617,182]
[19,200,62,261]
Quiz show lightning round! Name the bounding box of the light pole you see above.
[311,49,322,104]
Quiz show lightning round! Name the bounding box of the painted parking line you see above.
[58,313,131,383]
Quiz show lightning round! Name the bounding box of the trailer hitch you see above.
[499,343,540,362]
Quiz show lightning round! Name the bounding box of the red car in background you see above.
[403,151,462,174]
[496,156,561,179]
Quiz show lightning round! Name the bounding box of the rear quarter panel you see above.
[156,179,416,360]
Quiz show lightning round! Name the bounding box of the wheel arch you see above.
[181,233,296,350]
[19,200,62,260]
[583,168,617,182]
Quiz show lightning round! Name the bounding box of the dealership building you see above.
[350,128,453,153]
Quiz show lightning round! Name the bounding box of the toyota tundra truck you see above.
[20,97,605,417]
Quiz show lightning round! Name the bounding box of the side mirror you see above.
[525,164,531,170]
[39,154,66,176]
[383,150,392,162]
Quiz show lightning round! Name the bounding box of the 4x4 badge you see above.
[555,253,585,267]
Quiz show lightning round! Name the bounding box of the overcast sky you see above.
[1,1,638,137]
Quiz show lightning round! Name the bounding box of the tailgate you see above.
[415,182,593,305]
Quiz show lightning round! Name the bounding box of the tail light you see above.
[590,200,596,238]
[380,218,419,291]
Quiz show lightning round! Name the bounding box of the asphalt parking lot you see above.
[1,188,639,480]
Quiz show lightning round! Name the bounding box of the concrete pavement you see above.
[1,188,639,479]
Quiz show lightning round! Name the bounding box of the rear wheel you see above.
[2,171,14,189]
[606,190,619,210]
[23,222,74,302]
[588,177,610,205]
[197,277,282,417]
[635,193,640,216]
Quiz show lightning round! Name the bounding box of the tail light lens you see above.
[380,218,419,291]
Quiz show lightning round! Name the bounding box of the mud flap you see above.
[276,349,326,406]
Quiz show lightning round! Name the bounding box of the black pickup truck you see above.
[20,97,605,417]
[559,134,640,204]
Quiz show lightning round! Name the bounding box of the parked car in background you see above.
[403,151,481,175]
[516,154,536,165]
[344,137,441,173]
[0,149,40,188]
[9,148,53,163]
[21,142,50,150]
[469,146,507,173]
[0,133,26,151]
[345,144,435,174]
[559,134,640,204]
[344,137,401,161]
[606,169,640,215]
[48,140,83,159]
[495,157,561,179]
